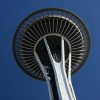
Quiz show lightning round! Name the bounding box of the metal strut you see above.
[34,37,76,100]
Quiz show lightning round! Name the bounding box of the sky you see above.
[0,0,100,100]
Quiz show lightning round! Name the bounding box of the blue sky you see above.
[0,0,100,100]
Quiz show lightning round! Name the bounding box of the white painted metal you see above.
[34,35,76,100]
[68,52,76,100]
[34,51,54,100]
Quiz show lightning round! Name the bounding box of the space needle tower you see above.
[13,8,90,100]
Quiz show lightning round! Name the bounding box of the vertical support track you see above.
[34,36,76,100]
[34,52,54,100]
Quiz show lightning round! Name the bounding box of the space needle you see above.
[13,8,90,100]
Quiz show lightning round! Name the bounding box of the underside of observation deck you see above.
[13,8,90,80]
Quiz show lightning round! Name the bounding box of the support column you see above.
[34,52,54,100]
[34,36,76,100]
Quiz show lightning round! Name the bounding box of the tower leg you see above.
[34,37,76,100]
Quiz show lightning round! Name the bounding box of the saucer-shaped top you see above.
[13,8,90,80]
